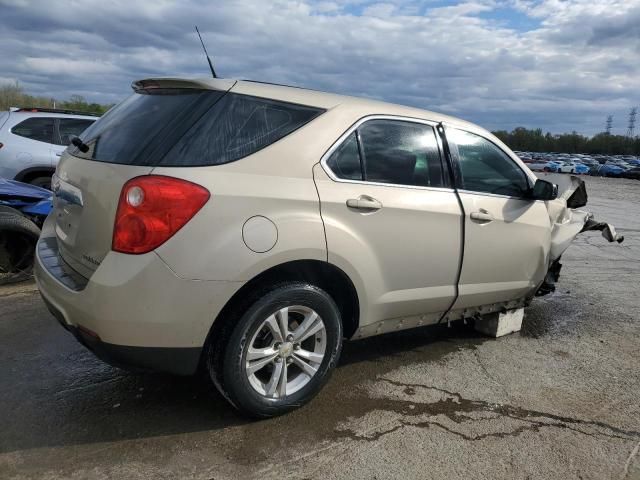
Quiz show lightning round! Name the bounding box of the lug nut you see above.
[286,357,293,364]
[293,344,300,350]
[274,357,282,363]
[286,334,294,342]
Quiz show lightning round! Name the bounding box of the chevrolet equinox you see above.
[35,77,618,417]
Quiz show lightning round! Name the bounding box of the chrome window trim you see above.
[456,189,542,202]
[319,114,455,194]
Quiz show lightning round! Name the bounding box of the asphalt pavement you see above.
[1,175,639,479]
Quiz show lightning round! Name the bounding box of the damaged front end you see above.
[536,175,624,296]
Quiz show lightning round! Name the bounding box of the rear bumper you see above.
[35,217,243,375]
[41,293,201,375]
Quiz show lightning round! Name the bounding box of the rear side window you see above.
[71,89,224,164]
[57,118,95,146]
[160,94,324,166]
[325,119,446,188]
[358,120,445,187]
[11,117,56,144]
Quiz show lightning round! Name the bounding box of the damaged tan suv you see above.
[35,78,622,417]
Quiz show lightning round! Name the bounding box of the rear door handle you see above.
[346,196,382,211]
[470,210,494,223]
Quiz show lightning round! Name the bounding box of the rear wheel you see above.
[207,282,343,418]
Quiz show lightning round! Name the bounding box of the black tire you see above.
[29,176,52,190]
[207,282,343,418]
[0,206,41,285]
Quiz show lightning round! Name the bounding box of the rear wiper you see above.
[70,136,90,153]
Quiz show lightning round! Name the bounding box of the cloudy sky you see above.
[1,0,638,134]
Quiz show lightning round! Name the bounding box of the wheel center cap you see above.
[279,342,293,357]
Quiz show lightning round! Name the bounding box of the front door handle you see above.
[346,196,382,211]
[470,210,494,223]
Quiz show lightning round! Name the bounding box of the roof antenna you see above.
[195,25,217,78]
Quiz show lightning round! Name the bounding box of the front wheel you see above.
[209,282,343,418]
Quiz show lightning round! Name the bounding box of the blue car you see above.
[0,178,53,284]
[544,161,562,172]
[574,163,590,174]
[596,164,625,177]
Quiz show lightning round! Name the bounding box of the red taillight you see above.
[112,176,210,254]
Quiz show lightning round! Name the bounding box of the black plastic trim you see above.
[37,236,89,291]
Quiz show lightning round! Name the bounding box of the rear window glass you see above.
[70,89,224,164]
[159,93,324,166]
[11,117,56,144]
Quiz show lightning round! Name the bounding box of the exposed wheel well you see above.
[207,260,360,348]
[14,167,55,184]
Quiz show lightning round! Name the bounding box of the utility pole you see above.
[605,115,613,135]
[627,107,637,138]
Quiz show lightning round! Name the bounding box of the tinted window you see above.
[447,128,530,197]
[326,132,362,180]
[71,89,224,164]
[358,120,445,187]
[161,93,324,166]
[11,117,55,143]
[57,118,95,145]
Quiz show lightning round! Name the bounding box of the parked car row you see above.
[514,151,640,179]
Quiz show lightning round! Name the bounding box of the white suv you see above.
[0,108,97,188]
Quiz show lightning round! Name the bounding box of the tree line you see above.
[492,127,640,156]
[0,81,113,115]
[2,81,639,155]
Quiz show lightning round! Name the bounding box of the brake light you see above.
[112,176,210,254]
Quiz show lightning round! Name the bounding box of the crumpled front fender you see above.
[536,174,623,296]
[546,174,623,262]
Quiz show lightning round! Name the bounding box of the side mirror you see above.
[531,179,558,201]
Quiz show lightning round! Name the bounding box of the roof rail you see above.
[10,107,101,117]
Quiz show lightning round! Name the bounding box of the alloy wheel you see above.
[244,306,326,399]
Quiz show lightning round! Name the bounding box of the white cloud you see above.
[22,58,118,75]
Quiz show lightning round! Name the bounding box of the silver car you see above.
[35,78,621,417]
[0,108,97,188]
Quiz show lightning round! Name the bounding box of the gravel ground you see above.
[0,175,639,480]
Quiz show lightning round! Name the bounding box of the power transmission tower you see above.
[605,115,613,135]
[627,107,637,137]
